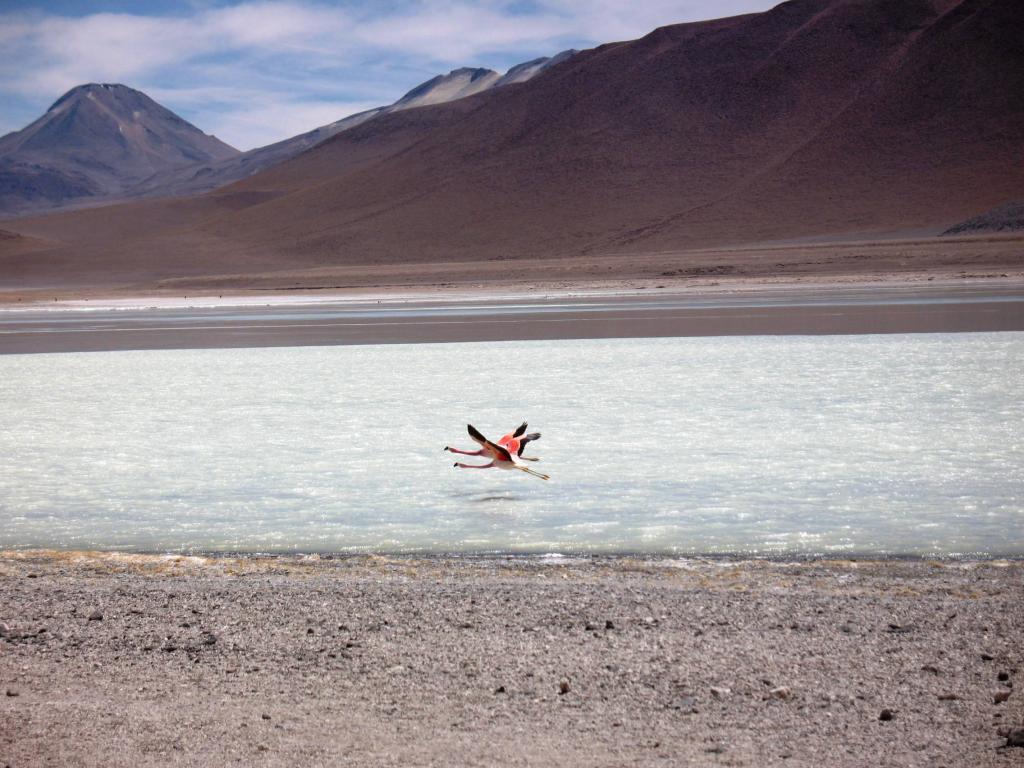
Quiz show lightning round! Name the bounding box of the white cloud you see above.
[146,84,379,150]
[0,1,777,149]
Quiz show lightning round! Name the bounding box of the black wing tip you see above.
[513,421,528,438]
[467,424,486,441]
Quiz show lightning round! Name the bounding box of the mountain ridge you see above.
[0,51,578,216]
[1,0,1021,294]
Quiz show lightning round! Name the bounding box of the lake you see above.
[1,333,1021,556]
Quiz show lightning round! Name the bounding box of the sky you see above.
[0,1,776,151]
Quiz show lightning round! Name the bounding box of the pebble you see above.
[981,653,994,661]
[558,679,571,695]
[937,693,959,701]
[201,633,217,646]
[88,610,103,622]
[994,690,1011,704]
[5,690,18,697]
[879,709,895,721]
[605,620,615,630]
[998,672,1010,682]
[261,713,271,720]
[671,696,698,714]
[584,622,598,631]
[1006,728,1024,748]
[769,686,792,700]
[0,622,9,637]
[710,687,731,699]
[494,686,506,694]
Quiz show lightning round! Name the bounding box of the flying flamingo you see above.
[446,424,550,480]
[446,422,542,461]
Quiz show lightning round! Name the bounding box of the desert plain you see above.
[1,553,1022,767]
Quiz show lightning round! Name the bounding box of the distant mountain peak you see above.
[495,50,579,87]
[450,67,496,80]
[392,52,578,112]
[48,83,141,112]
[0,83,238,215]
[394,67,501,109]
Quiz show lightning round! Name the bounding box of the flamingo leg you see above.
[516,465,550,481]
[454,461,495,469]
[446,447,483,456]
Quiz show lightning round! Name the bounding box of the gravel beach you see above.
[1,552,1022,767]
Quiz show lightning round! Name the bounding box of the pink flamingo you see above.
[446,424,549,480]
[446,422,541,461]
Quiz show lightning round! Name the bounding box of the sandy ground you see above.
[1,234,1022,306]
[1,552,1021,767]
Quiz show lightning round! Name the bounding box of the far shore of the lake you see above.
[3,276,1023,355]
[2,268,1024,311]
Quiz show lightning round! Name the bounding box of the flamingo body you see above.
[446,424,549,480]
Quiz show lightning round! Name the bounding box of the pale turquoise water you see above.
[1,334,1021,556]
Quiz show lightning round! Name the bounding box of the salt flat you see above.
[1,333,1020,556]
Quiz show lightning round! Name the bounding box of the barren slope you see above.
[2,0,1021,293]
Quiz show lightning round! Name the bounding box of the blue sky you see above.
[0,1,776,151]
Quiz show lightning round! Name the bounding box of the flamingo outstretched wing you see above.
[516,431,541,456]
[467,424,514,462]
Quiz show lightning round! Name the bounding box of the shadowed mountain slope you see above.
[943,200,1024,235]
[192,0,1024,262]
[2,0,1021,292]
[93,53,578,203]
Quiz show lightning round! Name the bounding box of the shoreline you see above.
[2,272,1023,312]
[3,279,1022,355]
[2,551,1021,766]
[4,549,1024,564]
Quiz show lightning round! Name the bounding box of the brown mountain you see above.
[0,84,238,216]
[124,54,577,201]
[2,0,1022,294]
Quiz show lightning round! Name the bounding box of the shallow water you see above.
[1,334,1021,556]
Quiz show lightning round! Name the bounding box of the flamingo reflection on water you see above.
[445,423,549,480]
